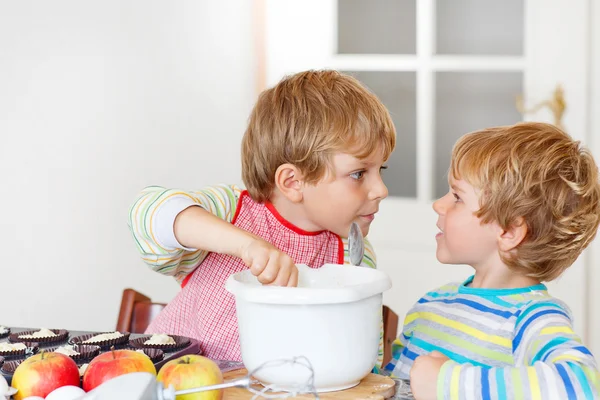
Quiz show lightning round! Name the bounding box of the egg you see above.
[45,385,86,400]
[0,375,17,398]
[0,376,7,394]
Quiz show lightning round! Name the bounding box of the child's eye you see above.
[453,193,462,202]
[350,170,365,180]
[379,165,388,175]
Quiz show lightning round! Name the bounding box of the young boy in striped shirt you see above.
[128,70,396,362]
[385,122,600,399]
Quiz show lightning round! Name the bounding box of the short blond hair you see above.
[451,122,600,281]
[241,70,396,202]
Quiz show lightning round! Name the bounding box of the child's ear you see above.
[497,217,528,252]
[274,163,304,203]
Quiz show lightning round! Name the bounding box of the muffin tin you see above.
[0,327,200,386]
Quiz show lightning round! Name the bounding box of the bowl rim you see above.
[225,264,392,305]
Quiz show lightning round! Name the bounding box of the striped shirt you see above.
[385,276,599,399]
[128,184,384,363]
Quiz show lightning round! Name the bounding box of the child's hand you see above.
[241,238,298,287]
[410,351,449,400]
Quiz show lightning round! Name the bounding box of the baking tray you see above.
[1,327,201,386]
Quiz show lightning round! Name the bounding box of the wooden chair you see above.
[382,305,399,366]
[116,288,167,333]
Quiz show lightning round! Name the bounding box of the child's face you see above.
[300,148,388,238]
[432,176,501,268]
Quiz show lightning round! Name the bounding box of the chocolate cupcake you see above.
[0,342,38,359]
[47,344,101,362]
[134,348,164,363]
[9,329,68,346]
[0,359,21,375]
[128,334,190,351]
[70,332,130,349]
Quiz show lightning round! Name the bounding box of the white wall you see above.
[0,1,256,331]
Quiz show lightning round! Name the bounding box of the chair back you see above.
[116,288,166,333]
[382,305,399,366]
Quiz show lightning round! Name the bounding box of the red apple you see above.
[12,351,80,400]
[157,355,223,400]
[82,348,156,392]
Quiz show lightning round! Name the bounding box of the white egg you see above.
[0,375,7,395]
[0,376,17,398]
[45,385,86,400]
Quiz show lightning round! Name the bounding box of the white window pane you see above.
[338,0,416,54]
[434,72,522,198]
[342,71,417,198]
[436,0,523,55]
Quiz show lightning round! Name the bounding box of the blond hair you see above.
[241,70,396,202]
[451,122,600,281]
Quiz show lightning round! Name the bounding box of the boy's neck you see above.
[470,263,541,289]
[267,191,322,233]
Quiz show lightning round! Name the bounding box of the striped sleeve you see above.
[382,335,408,376]
[437,301,600,399]
[127,184,242,284]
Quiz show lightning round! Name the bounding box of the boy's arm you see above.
[434,301,599,399]
[127,184,242,283]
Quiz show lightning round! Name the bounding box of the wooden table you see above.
[222,368,396,399]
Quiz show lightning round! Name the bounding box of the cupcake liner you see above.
[70,332,130,349]
[0,355,4,369]
[128,334,190,351]
[46,344,101,362]
[0,327,10,339]
[134,347,164,363]
[9,329,68,346]
[0,359,22,375]
[0,342,38,359]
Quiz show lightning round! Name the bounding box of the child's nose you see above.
[432,196,446,215]
[369,174,389,200]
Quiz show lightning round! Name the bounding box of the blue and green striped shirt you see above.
[385,276,599,399]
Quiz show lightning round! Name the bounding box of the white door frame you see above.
[588,0,600,356]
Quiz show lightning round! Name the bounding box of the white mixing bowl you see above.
[225,264,392,392]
